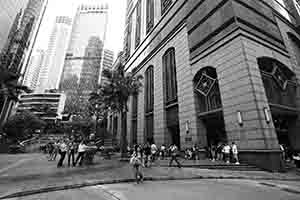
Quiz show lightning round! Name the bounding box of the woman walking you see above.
[57,139,67,168]
[130,145,144,184]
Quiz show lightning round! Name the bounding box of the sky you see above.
[34,0,127,58]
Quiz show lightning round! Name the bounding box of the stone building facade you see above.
[113,0,300,170]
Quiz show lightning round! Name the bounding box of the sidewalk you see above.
[1,153,300,199]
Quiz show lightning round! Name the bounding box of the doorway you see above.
[201,111,227,146]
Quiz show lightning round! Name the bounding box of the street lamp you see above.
[237,110,243,126]
[263,107,271,123]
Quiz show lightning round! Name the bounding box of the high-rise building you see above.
[0,0,47,125]
[99,49,114,85]
[60,4,109,94]
[23,49,45,90]
[37,16,72,92]
[113,0,300,171]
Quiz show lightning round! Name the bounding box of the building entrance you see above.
[271,106,297,148]
[201,110,227,146]
[167,124,180,149]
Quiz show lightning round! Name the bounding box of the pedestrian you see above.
[160,144,166,160]
[130,145,144,184]
[169,143,182,168]
[192,145,198,161]
[68,140,76,167]
[52,140,60,161]
[143,142,151,167]
[279,144,285,162]
[231,142,240,165]
[151,142,158,162]
[57,140,67,168]
[74,140,87,166]
[210,144,216,162]
[223,142,231,164]
[47,142,54,161]
[216,143,223,161]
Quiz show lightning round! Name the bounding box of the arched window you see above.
[146,0,154,33]
[145,66,154,142]
[257,57,297,108]
[163,47,177,105]
[193,67,222,113]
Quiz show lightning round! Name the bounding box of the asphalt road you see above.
[10,179,300,200]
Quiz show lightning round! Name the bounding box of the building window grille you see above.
[135,0,141,48]
[125,15,132,60]
[161,0,172,15]
[145,66,154,113]
[258,57,297,108]
[145,66,154,143]
[163,47,178,105]
[146,0,154,34]
[193,67,222,113]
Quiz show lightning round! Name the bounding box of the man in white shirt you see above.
[231,142,239,165]
[223,143,231,164]
[151,143,158,162]
[74,140,87,166]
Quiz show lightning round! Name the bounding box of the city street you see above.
[1,153,300,199]
[7,179,300,200]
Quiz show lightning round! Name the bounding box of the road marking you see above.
[94,185,129,200]
[0,158,34,175]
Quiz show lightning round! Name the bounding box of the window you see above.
[135,0,141,48]
[257,57,297,108]
[145,66,154,143]
[125,15,132,60]
[145,114,154,143]
[146,0,154,34]
[145,66,154,113]
[131,95,138,145]
[163,48,177,105]
[193,67,222,113]
[161,0,172,15]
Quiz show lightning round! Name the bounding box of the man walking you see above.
[231,142,240,164]
[223,142,231,164]
[151,142,158,163]
[169,144,182,168]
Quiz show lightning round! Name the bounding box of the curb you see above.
[1,176,300,199]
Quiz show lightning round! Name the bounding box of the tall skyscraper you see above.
[37,16,72,92]
[23,49,45,90]
[99,49,114,85]
[60,4,109,94]
[0,0,47,125]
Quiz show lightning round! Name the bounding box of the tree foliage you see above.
[3,111,46,141]
[90,67,143,113]
[89,65,143,156]
[0,65,32,101]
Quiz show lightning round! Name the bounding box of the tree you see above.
[90,65,143,157]
[0,65,32,101]
[3,111,46,142]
